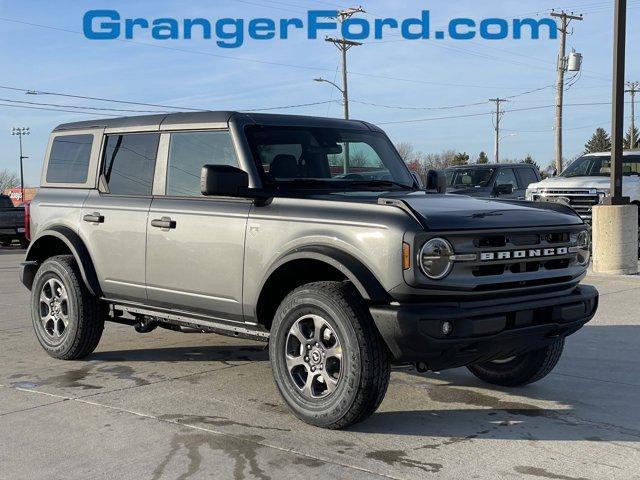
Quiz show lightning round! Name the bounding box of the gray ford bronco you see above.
[21,112,598,429]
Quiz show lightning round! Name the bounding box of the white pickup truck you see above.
[526,151,640,248]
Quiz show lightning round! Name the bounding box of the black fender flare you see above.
[257,245,391,304]
[22,226,102,297]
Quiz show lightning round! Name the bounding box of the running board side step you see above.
[108,301,270,342]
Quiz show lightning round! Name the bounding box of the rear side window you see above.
[166,131,237,197]
[517,167,539,188]
[102,133,159,196]
[46,135,93,184]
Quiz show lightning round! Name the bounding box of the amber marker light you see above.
[402,242,411,270]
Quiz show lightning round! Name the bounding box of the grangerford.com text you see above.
[83,9,558,48]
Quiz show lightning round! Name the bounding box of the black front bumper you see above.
[370,285,598,370]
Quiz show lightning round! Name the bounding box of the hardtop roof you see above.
[52,111,377,132]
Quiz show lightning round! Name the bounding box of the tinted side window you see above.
[46,135,93,184]
[517,168,539,188]
[495,168,518,188]
[102,133,159,196]
[166,131,237,197]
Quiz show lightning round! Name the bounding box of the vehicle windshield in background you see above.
[445,168,495,188]
[245,125,414,190]
[561,155,640,177]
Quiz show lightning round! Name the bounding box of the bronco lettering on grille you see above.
[480,247,569,261]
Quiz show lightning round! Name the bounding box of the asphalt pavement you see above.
[1,246,639,480]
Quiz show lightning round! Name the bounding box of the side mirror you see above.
[201,165,249,197]
[495,183,514,196]
[545,166,558,177]
[426,170,446,193]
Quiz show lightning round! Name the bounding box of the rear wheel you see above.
[467,338,564,387]
[31,255,104,360]
[270,281,390,429]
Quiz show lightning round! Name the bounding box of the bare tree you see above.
[395,142,419,163]
[0,169,20,193]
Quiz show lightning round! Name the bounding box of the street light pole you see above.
[11,127,30,203]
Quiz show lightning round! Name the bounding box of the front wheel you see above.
[31,255,104,360]
[269,281,390,429]
[467,338,565,387]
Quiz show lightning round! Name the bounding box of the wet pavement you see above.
[1,247,639,479]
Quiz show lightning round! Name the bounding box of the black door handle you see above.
[83,213,104,224]
[151,217,176,230]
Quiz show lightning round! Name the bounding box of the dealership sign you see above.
[83,10,558,48]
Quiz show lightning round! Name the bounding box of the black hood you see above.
[382,192,583,230]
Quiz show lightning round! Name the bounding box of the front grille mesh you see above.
[444,227,582,292]
[532,190,601,221]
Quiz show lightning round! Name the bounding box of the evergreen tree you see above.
[452,152,470,166]
[584,128,611,153]
[623,125,639,150]
[477,151,489,164]
[521,154,540,172]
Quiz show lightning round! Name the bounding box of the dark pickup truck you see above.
[0,194,27,248]
[444,163,541,200]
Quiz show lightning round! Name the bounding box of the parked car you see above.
[444,163,541,199]
[526,151,640,249]
[0,194,27,248]
[527,151,640,219]
[21,112,597,429]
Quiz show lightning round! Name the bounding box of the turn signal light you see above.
[402,242,411,270]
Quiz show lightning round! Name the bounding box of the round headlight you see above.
[575,230,591,266]
[419,238,454,279]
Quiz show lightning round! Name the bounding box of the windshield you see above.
[445,168,495,188]
[561,155,640,177]
[245,125,414,190]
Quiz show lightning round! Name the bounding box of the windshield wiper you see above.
[345,179,415,190]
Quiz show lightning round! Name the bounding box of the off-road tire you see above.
[31,255,104,360]
[270,281,391,429]
[467,338,565,387]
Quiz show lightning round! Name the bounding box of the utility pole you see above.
[625,81,639,149]
[551,10,583,173]
[489,98,507,163]
[324,6,365,120]
[11,127,29,203]
[320,7,364,173]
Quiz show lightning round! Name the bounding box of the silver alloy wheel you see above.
[39,278,69,341]
[285,314,343,399]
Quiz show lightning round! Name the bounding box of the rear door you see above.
[145,130,251,320]
[79,132,160,302]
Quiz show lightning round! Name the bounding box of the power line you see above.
[0,97,167,114]
[0,85,205,111]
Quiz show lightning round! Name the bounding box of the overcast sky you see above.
[0,0,638,186]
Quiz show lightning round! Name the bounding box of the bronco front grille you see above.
[414,225,586,295]
[532,189,603,222]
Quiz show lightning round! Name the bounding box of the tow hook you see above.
[134,316,158,333]
[415,362,429,373]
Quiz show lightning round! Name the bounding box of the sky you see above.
[0,0,639,187]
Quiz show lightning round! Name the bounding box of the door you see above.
[493,168,520,199]
[145,130,251,320]
[79,132,160,302]
[516,167,540,199]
